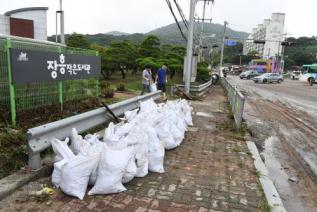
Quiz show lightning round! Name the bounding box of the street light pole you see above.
[219,21,228,77]
[184,0,196,94]
[60,0,65,44]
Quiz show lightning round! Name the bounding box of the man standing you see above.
[156,64,168,100]
[141,65,151,95]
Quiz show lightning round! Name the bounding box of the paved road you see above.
[228,77,317,119]
[227,76,317,212]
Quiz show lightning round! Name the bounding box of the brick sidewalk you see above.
[0,85,266,212]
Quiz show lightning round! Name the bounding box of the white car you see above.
[291,70,301,80]
[253,73,284,83]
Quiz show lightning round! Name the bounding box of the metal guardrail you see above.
[27,91,162,170]
[220,78,245,128]
[175,80,212,96]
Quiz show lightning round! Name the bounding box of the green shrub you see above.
[116,83,126,92]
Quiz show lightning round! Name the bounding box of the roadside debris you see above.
[50,98,193,200]
[288,177,299,183]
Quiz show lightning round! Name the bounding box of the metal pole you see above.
[184,0,196,94]
[6,38,16,126]
[55,11,58,43]
[219,21,228,77]
[60,0,65,44]
[198,1,207,62]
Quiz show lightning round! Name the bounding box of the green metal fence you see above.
[0,37,99,126]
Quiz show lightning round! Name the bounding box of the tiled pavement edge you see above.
[0,85,268,212]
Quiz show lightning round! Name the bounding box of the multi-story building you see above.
[243,13,285,59]
[0,7,48,40]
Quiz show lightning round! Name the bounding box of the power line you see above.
[173,0,189,29]
[165,0,187,41]
[171,0,200,44]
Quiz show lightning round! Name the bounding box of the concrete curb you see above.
[0,165,52,201]
[246,141,287,212]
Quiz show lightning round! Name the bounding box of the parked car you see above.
[253,73,283,84]
[240,70,258,79]
[291,70,301,80]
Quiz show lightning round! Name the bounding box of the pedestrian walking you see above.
[156,64,168,100]
[141,65,152,95]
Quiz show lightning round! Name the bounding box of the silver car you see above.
[253,73,284,83]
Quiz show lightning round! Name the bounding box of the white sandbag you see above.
[148,142,165,173]
[150,83,157,92]
[156,122,178,150]
[120,124,148,146]
[70,128,85,155]
[52,159,67,188]
[139,98,157,113]
[88,145,135,195]
[103,122,120,144]
[51,138,75,188]
[171,124,184,146]
[146,127,165,173]
[84,133,101,145]
[135,143,149,177]
[122,156,137,183]
[51,138,74,162]
[60,150,100,200]
[115,122,133,139]
[78,142,103,186]
[124,109,139,122]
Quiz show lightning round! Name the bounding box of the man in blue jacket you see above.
[156,64,168,100]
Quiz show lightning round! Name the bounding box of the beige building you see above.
[243,13,285,58]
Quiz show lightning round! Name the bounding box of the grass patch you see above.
[0,127,27,179]
[260,200,271,212]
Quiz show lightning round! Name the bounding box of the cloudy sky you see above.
[0,0,315,38]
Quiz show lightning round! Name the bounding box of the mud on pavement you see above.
[0,85,268,212]
[243,91,317,212]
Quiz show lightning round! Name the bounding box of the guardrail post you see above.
[29,152,41,170]
[6,38,16,126]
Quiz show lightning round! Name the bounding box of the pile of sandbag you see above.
[51,98,193,200]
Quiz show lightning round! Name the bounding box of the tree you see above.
[90,44,110,79]
[139,35,161,58]
[104,41,139,79]
[66,33,91,49]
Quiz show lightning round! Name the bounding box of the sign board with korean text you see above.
[10,48,101,84]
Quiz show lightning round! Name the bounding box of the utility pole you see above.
[198,1,207,63]
[219,21,228,77]
[60,0,65,44]
[184,0,196,94]
[280,32,288,73]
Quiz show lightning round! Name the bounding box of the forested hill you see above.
[48,22,249,46]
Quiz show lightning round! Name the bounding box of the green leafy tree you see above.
[66,33,91,49]
[90,44,110,79]
[139,35,161,58]
[105,41,139,79]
